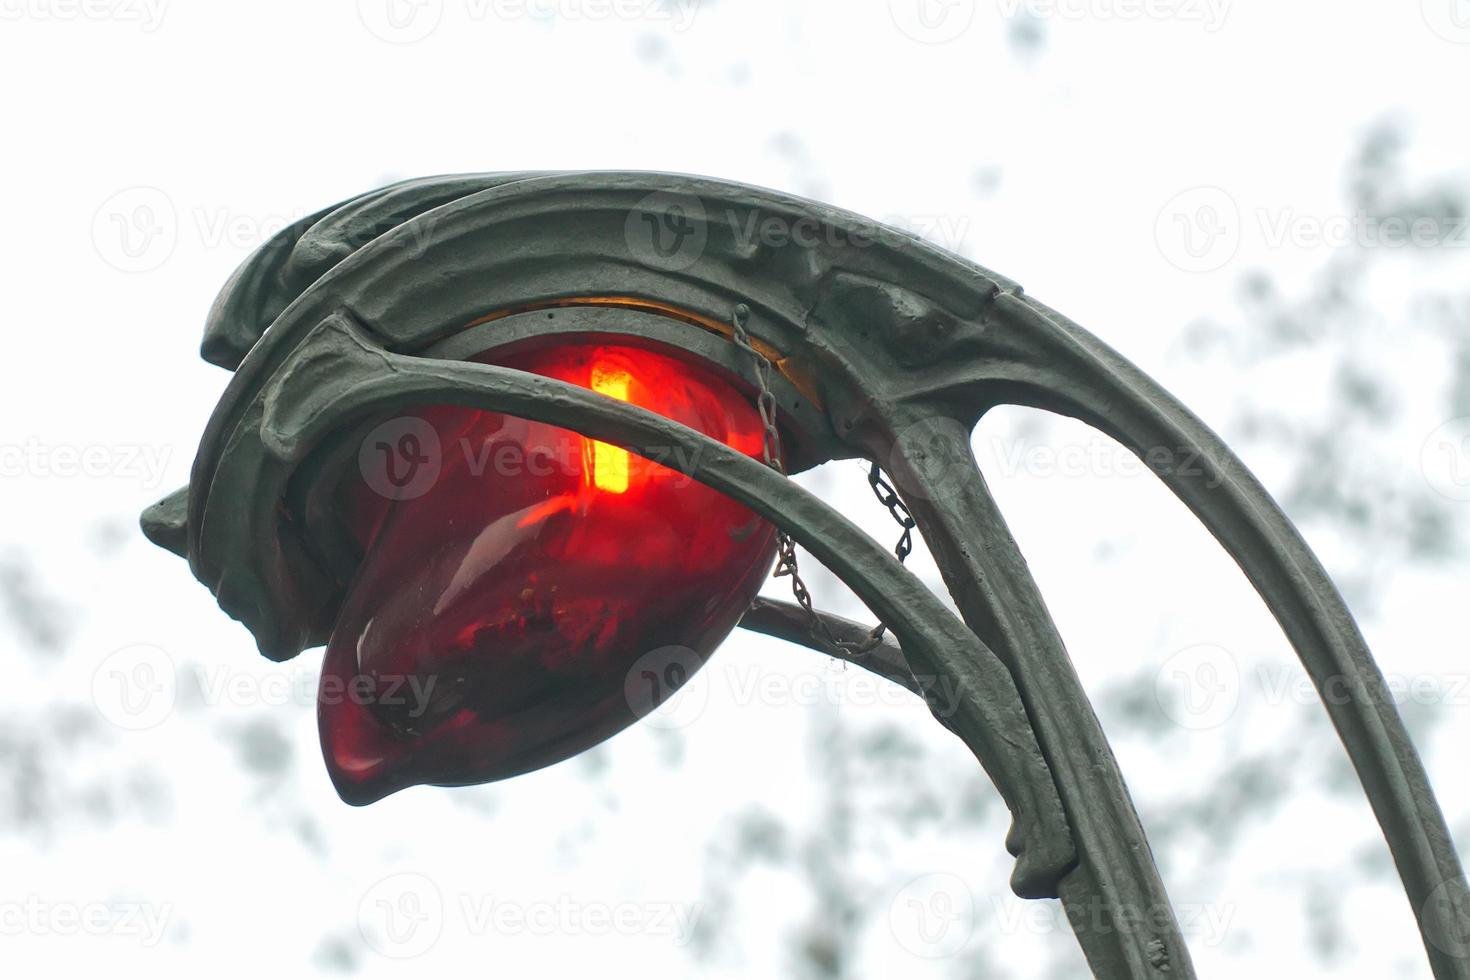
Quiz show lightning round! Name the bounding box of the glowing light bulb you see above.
[589,361,632,494]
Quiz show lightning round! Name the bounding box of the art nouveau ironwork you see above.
[140,172,1470,978]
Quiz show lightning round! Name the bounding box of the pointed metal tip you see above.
[140,485,190,559]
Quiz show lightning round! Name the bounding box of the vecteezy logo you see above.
[92,643,177,730]
[1421,875,1470,959]
[624,192,708,272]
[623,645,709,730]
[1154,186,1241,273]
[888,872,975,958]
[359,416,442,501]
[1421,417,1470,501]
[1155,643,1240,730]
[1422,0,1470,43]
[888,0,976,44]
[357,0,444,44]
[92,186,178,273]
[358,873,444,958]
[886,416,972,501]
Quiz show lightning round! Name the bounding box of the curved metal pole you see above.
[1010,294,1469,977]
[915,291,1470,977]
[739,597,925,700]
[876,420,1197,980]
[257,310,1078,900]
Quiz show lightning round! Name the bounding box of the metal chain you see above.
[863,464,918,650]
[729,303,915,658]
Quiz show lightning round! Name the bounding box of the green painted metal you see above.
[140,172,1470,978]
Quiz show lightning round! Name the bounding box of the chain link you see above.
[729,303,914,658]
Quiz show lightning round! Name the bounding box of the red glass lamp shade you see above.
[320,338,779,804]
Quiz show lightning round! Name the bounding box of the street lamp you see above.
[140,172,1469,978]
